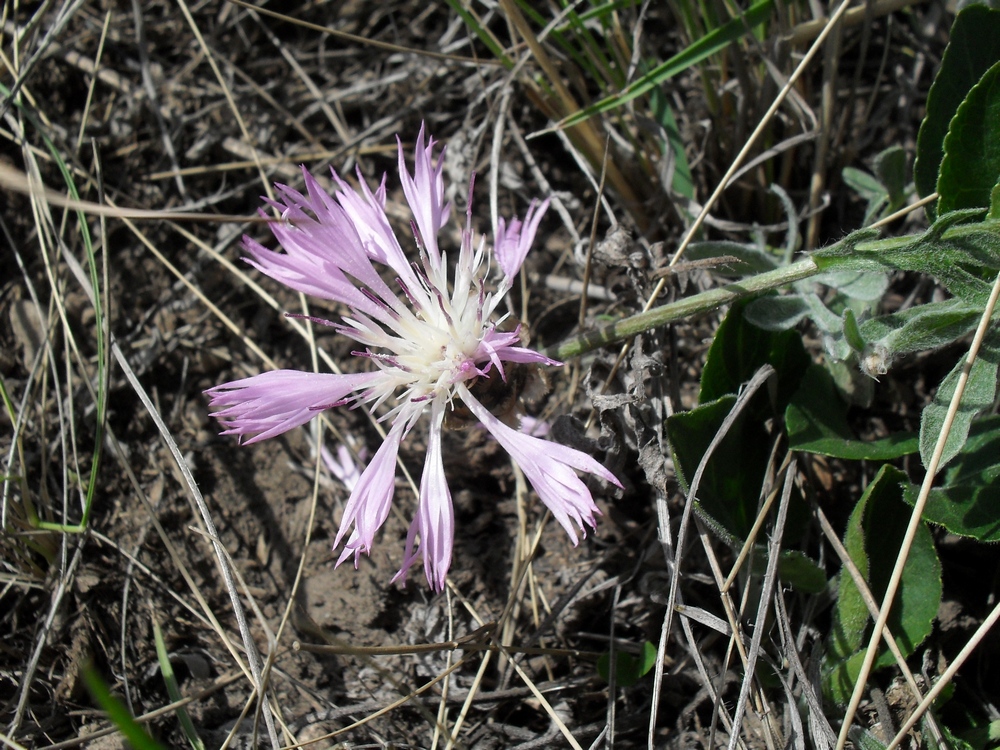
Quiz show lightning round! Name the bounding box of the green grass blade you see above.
[82,662,169,750]
[577,0,639,24]
[153,618,206,750]
[650,86,695,200]
[510,0,612,86]
[0,80,107,534]
[552,0,623,88]
[552,0,775,130]
[444,0,513,66]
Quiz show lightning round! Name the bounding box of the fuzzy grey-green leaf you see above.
[919,332,1000,470]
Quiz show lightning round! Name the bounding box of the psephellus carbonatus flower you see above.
[206,126,622,591]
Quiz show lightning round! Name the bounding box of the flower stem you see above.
[546,256,820,360]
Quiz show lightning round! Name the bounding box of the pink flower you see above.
[206,125,621,591]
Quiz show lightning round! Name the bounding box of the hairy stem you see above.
[546,256,820,360]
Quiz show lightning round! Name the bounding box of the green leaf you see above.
[787,366,919,460]
[914,4,1000,210]
[685,240,780,275]
[905,415,1000,541]
[919,331,1000,470]
[746,274,887,359]
[814,212,1000,306]
[826,466,942,706]
[851,727,890,750]
[777,550,827,594]
[830,469,887,663]
[596,641,657,686]
[991,176,1000,219]
[668,301,811,541]
[938,60,1000,215]
[82,662,169,750]
[926,717,974,750]
[701,298,810,408]
[743,294,812,331]
[667,395,770,541]
[650,85,694,200]
[958,718,1000,750]
[813,270,890,302]
[841,152,906,226]
[908,480,1000,542]
[842,166,887,202]
[843,309,866,354]
[874,145,908,210]
[859,298,982,357]
[827,358,876,408]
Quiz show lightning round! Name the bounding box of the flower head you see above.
[207,125,621,591]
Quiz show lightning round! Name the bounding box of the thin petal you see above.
[477,327,562,367]
[494,198,549,280]
[392,403,453,591]
[398,123,451,270]
[495,347,562,366]
[322,443,363,492]
[334,422,406,565]
[457,385,621,543]
[332,169,416,284]
[206,370,381,444]
[243,179,401,323]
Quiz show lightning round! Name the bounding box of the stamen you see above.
[351,349,404,369]
[432,286,454,327]
[360,286,398,317]
[310,397,353,411]
[285,312,339,328]
[474,281,491,326]
[395,276,420,308]
[466,172,476,232]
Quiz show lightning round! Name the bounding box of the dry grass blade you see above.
[650,365,775,747]
[721,452,790,594]
[773,593,837,749]
[498,0,649,233]
[0,162,274,223]
[501,643,585,750]
[666,0,856,272]
[71,9,110,154]
[811,502,944,744]
[227,0,506,67]
[885,598,1000,750]
[0,0,87,121]
[131,0,186,199]
[785,0,926,45]
[804,6,844,250]
[726,459,795,750]
[25,158,279,741]
[115,340,280,748]
[9,545,85,734]
[30,673,247,750]
[676,609,743,746]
